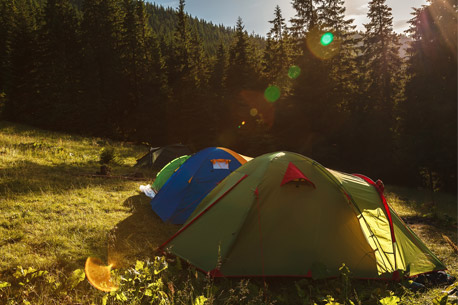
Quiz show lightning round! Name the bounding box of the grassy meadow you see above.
[0,121,456,304]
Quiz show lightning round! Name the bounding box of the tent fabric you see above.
[134,144,191,170]
[161,151,446,279]
[152,155,190,192]
[150,147,249,224]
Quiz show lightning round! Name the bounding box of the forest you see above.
[0,0,456,192]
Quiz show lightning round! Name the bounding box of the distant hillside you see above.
[354,31,412,58]
[398,34,412,58]
[67,0,263,56]
[145,3,237,55]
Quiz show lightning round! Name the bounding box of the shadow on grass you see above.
[401,215,457,246]
[107,195,179,268]
[387,185,457,221]
[402,215,455,227]
[0,160,151,197]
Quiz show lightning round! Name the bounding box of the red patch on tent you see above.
[209,269,224,277]
[280,162,316,188]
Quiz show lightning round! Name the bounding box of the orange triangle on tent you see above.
[280,162,316,188]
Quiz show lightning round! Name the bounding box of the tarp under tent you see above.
[151,147,251,225]
[152,155,191,192]
[134,144,191,171]
[160,151,446,279]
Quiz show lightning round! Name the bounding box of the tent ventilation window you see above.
[211,159,231,170]
[286,178,313,187]
[280,162,316,188]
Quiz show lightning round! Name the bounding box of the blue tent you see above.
[150,147,250,224]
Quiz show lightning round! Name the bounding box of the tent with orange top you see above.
[160,151,445,279]
[150,147,251,224]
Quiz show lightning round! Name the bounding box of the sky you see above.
[148,0,428,36]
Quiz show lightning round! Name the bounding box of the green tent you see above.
[161,152,445,279]
[152,155,190,192]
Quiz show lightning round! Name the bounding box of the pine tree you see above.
[262,37,275,80]
[188,26,209,91]
[119,0,148,127]
[37,0,83,130]
[226,17,254,91]
[209,42,227,98]
[361,0,402,116]
[357,0,403,176]
[81,0,124,135]
[0,0,15,99]
[119,0,168,143]
[313,0,361,113]
[400,0,457,191]
[276,0,348,160]
[186,25,214,147]
[290,0,317,41]
[168,0,190,86]
[6,0,41,123]
[165,0,212,145]
[263,5,294,90]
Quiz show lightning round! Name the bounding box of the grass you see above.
[0,120,457,304]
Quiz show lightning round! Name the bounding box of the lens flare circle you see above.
[85,257,119,292]
[306,27,340,60]
[250,108,258,116]
[288,65,301,79]
[264,86,281,103]
[320,32,334,46]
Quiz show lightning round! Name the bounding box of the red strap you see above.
[209,269,224,277]
[159,174,248,250]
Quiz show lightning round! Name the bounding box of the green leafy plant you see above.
[98,146,123,175]
[432,294,451,305]
[339,264,351,303]
[99,147,117,165]
[67,269,86,289]
[379,292,400,305]
[193,295,208,305]
[323,295,344,305]
[0,281,10,289]
[13,266,48,285]
[104,257,171,304]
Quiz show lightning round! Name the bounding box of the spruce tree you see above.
[166,0,211,145]
[169,0,190,86]
[37,0,83,130]
[119,0,168,143]
[81,0,124,135]
[119,0,147,128]
[400,0,457,191]
[6,0,41,124]
[290,0,317,41]
[188,26,209,91]
[263,5,294,90]
[210,42,227,98]
[358,0,402,176]
[316,0,358,79]
[0,0,15,100]
[361,0,402,116]
[226,17,254,91]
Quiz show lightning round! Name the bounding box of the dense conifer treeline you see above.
[0,0,456,192]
